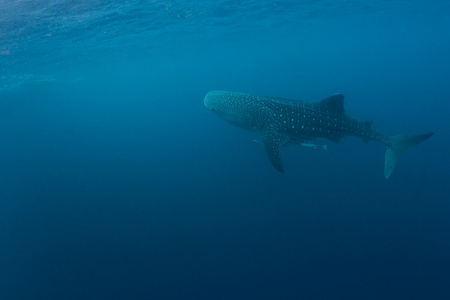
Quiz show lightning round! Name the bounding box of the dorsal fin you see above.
[364,120,374,128]
[319,94,344,113]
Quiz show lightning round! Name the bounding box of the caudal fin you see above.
[384,133,434,179]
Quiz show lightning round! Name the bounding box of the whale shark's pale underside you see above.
[204,91,433,178]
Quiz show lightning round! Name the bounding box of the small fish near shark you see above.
[204,91,433,178]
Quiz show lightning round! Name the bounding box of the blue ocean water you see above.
[1,0,449,299]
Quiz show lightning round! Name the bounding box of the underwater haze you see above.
[1,1,450,299]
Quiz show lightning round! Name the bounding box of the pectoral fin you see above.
[262,127,289,172]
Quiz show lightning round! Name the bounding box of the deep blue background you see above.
[1,1,449,299]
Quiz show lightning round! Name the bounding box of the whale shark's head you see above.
[204,90,232,114]
[204,91,246,126]
[204,90,260,131]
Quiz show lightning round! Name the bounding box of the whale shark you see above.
[204,91,433,178]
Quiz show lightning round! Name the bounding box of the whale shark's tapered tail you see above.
[384,132,434,179]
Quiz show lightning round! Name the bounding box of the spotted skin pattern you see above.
[204,91,433,178]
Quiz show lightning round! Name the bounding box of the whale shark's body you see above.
[204,91,433,178]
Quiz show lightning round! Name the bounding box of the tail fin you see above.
[384,133,434,179]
